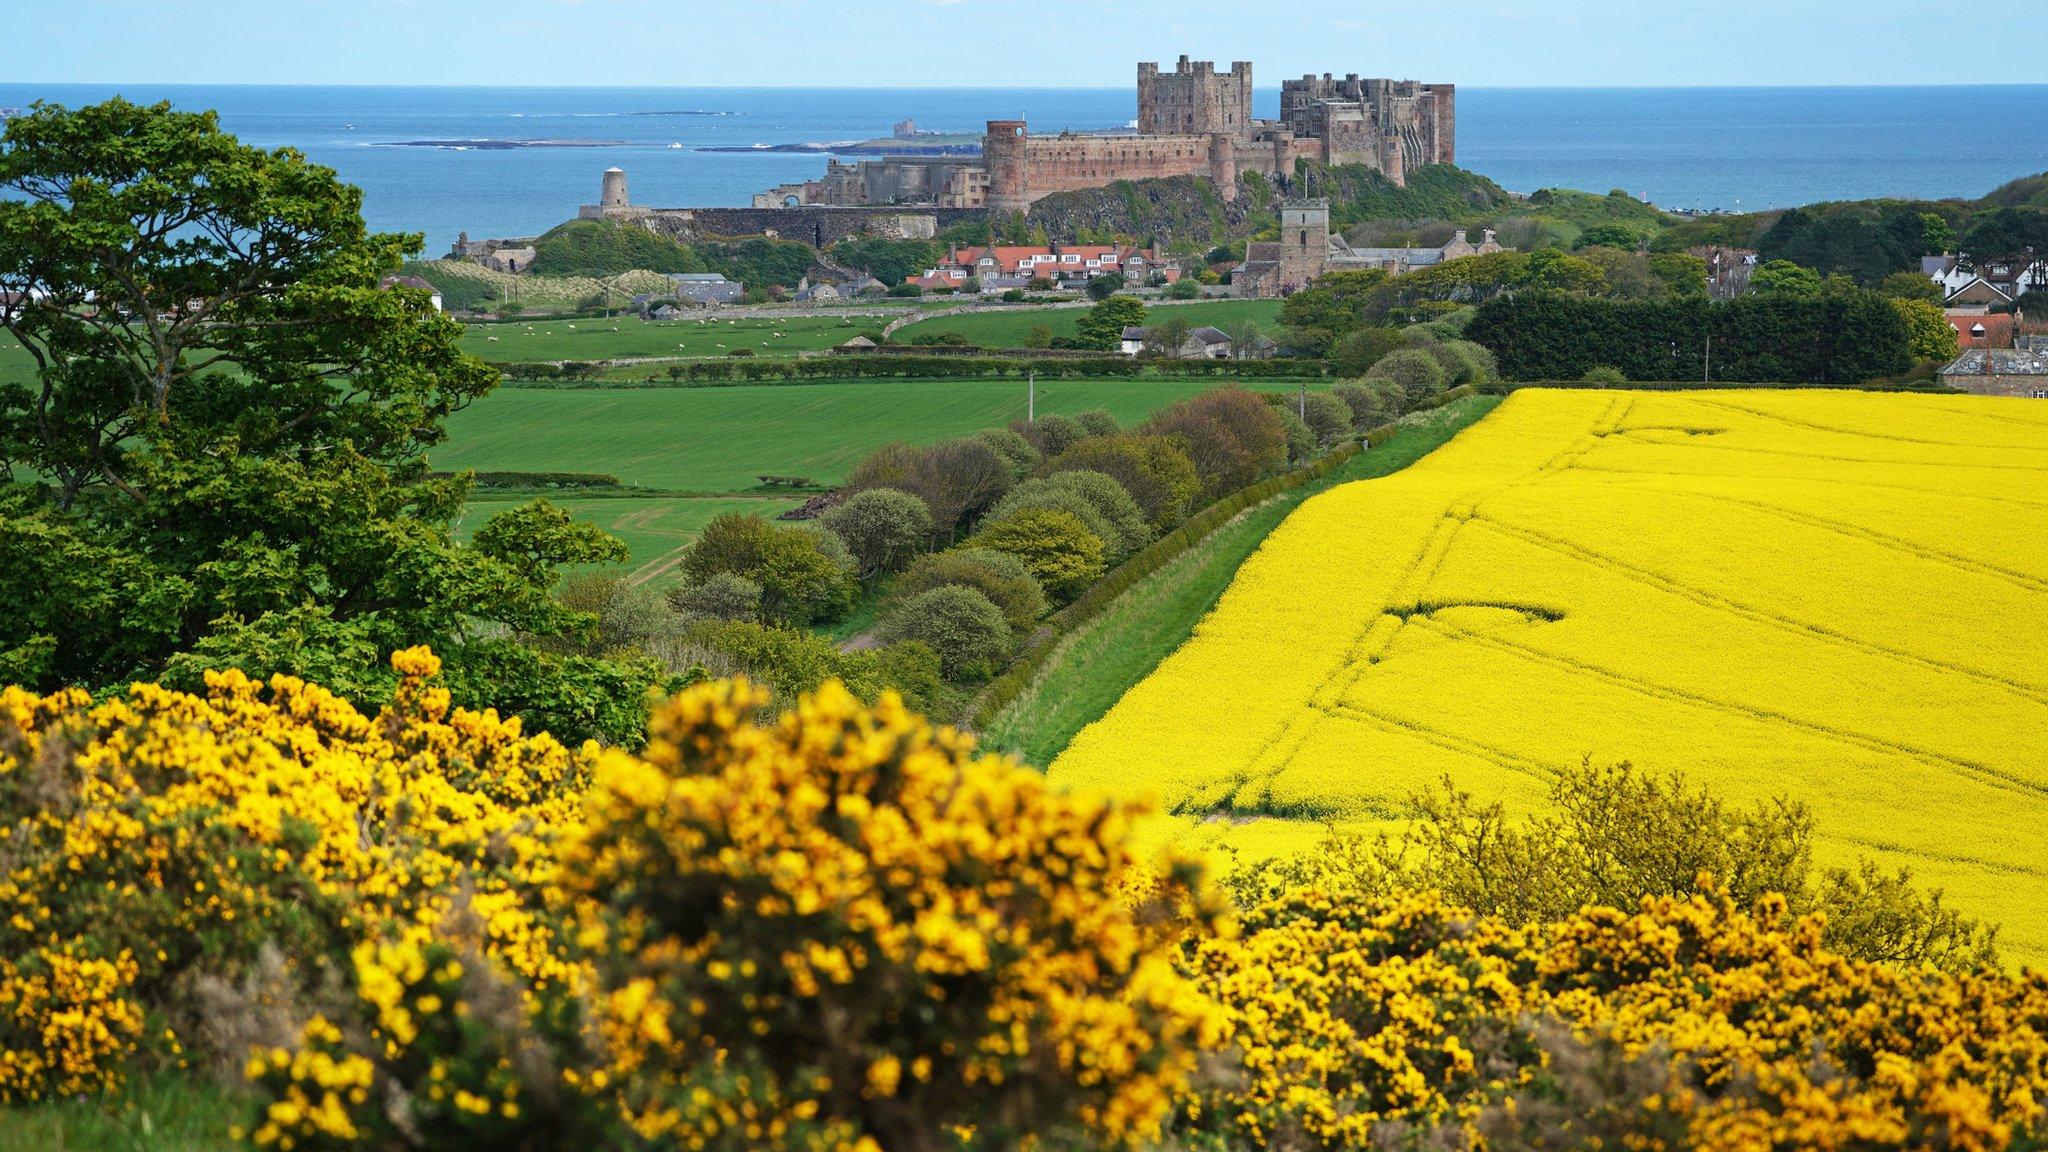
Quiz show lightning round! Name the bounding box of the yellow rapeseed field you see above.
[1053,389,2048,965]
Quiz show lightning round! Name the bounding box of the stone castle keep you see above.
[752,57,1455,214]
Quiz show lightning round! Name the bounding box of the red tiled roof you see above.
[1946,311,2014,348]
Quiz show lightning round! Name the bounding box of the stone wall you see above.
[642,206,981,249]
[1945,374,2048,397]
[988,122,1240,213]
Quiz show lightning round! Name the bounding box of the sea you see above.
[2,84,2044,256]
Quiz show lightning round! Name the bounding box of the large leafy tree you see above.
[0,99,653,742]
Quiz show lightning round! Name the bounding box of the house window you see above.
[2034,390,2048,399]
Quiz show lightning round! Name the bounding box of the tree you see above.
[0,97,496,508]
[1138,387,1288,500]
[1575,223,1643,250]
[1364,347,1451,406]
[1879,270,1943,302]
[1085,271,1127,300]
[1961,207,2048,262]
[1165,278,1202,300]
[888,547,1048,635]
[821,488,935,580]
[1750,259,1825,299]
[1332,383,1395,432]
[1075,295,1147,351]
[1073,409,1122,438]
[1328,327,1405,376]
[1890,297,1960,363]
[970,509,1105,603]
[1145,316,1194,358]
[877,585,1012,680]
[847,437,1014,542]
[974,427,1041,481]
[0,100,653,744]
[1920,211,1957,256]
[1003,471,1151,561]
[1300,392,1355,449]
[666,571,764,622]
[1046,434,1200,530]
[1024,323,1055,349]
[1011,412,1089,457]
[681,513,857,626]
[1277,269,1391,354]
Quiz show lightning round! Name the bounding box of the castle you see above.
[753,57,1455,214]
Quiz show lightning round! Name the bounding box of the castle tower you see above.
[984,120,1032,216]
[1379,132,1406,187]
[1207,134,1238,203]
[601,167,629,210]
[1137,56,1254,138]
[1278,200,1330,293]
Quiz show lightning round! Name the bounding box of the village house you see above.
[1925,253,2048,310]
[906,244,1178,293]
[668,272,745,306]
[1939,345,2048,397]
[1947,311,2015,349]
[378,274,443,312]
[1119,324,1267,359]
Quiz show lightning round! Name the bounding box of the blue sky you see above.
[6,0,2045,87]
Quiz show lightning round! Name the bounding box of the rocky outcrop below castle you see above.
[1022,163,1514,245]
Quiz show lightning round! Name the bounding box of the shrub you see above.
[666,571,764,621]
[1332,382,1395,431]
[1426,338,1500,387]
[1364,346,1451,406]
[1073,408,1122,438]
[1138,387,1288,499]
[1039,469,1152,556]
[556,572,682,653]
[974,427,1042,481]
[1047,434,1201,530]
[1327,326,1406,376]
[821,488,935,580]
[970,509,1105,603]
[1013,412,1089,457]
[1278,408,1316,465]
[1165,278,1202,299]
[562,679,1223,1152]
[889,547,1048,634]
[1581,364,1629,384]
[1085,272,1126,300]
[681,514,858,626]
[877,585,1012,680]
[986,485,1121,562]
[886,282,923,297]
[847,438,1014,541]
[1300,391,1356,448]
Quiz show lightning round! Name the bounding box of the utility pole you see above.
[1298,380,1307,423]
[1027,370,1036,423]
[1704,333,1712,384]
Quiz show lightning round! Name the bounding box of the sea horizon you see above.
[7,82,2044,253]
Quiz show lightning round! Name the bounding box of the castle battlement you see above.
[751,57,1455,217]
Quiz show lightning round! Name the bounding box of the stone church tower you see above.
[1278,201,1331,293]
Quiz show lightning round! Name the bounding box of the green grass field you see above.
[893,299,1283,349]
[0,1075,244,1152]
[0,340,33,388]
[436,378,1297,494]
[458,313,883,363]
[436,376,1309,588]
[456,493,806,587]
[979,396,1499,767]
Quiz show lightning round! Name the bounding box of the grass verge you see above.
[978,395,1499,768]
[0,1075,249,1152]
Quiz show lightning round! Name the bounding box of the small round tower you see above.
[601,167,629,210]
[984,121,1031,216]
